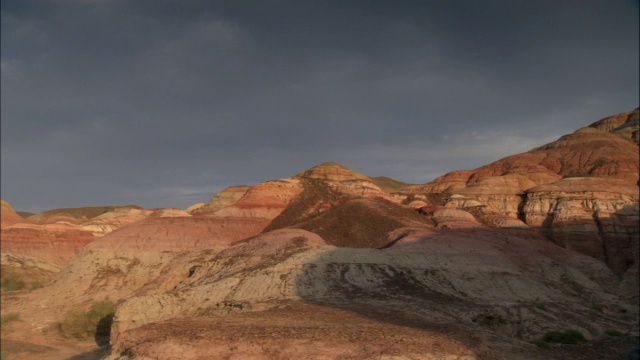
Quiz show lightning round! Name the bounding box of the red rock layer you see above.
[86,216,270,253]
[0,222,96,267]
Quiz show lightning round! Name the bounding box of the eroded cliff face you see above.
[396,109,639,277]
[523,177,639,277]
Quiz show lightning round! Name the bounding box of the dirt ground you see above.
[0,311,109,360]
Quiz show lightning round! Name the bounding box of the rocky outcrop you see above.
[430,208,482,229]
[401,108,639,205]
[25,205,143,225]
[79,208,155,236]
[0,222,96,267]
[212,179,304,220]
[587,107,639,143]
[1,200,26,228]
[397,109,640,277]
[86,216,266,253]
[80,207,191,237]
[295,162,371,182]
[523,177,639,277]
[444,175,538,217]
[188,185,251,215]
[295,162,396,201]
[404,170,476,194]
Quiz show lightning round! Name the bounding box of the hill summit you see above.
[295,162,371,181]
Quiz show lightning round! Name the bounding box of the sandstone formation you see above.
[587,107,639,143]
[0,222,96,267]
[1,200,26,228]
[523,177,639,277]
[294,162,396,201]
[25,205,142,225]
[2,110,639,360]
[399,109,639,279]
[188,185,251,215]
[211,179,304,220]
[80,207,191,237]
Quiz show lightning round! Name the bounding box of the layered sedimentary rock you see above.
[523,177,639,277]
[79,208,155,237]
[25,205,142,225]
[587,107,639,143]
[188,185,251,215]
[402,109,639,207]
[0,222,96,267]
[431,208,482,229]
[1,200,26,228]
[398,109,639,277]
[80,207,191,237]
[212,179,304,220]
[294,162,396,201]
[444,175,538,217]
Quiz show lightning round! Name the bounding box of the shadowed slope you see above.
[264,178,434,248]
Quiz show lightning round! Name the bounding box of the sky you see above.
[1,0,639,213]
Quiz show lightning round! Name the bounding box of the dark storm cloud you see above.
[2,0,638,212]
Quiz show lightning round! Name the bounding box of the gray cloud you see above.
[2,0,638,212]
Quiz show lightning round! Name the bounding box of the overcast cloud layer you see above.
[2,0,639,212]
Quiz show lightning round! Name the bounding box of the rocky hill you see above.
[1,108,638,360]
[399,109,639,280]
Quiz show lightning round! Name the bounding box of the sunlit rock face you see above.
[187,185,251,215]
[295,162,397,201]
[1,200,26,228]
[0,222,96,267]
[523,177,639,277]
[394,109,639,278]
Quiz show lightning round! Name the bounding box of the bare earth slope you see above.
[106,227,638,359]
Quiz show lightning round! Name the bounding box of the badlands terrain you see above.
[1,108,639,359]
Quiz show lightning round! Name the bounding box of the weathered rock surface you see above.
[212,178,304,220]
[431,208,482,229]
[295,162,396,201]
[0,222,96,267]
[399,109,640,277]
[524,177,639,278]
[25,205,142,225]
[587,107,639,143]
[1,200,26,228]
[80,207,191,237]
[2,111,639,360]
[106,227,637,359]
[188,185,251,215]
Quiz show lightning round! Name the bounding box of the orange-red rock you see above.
[1,200,26,228]
[0,222,95,267]
[188,186,251,215]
